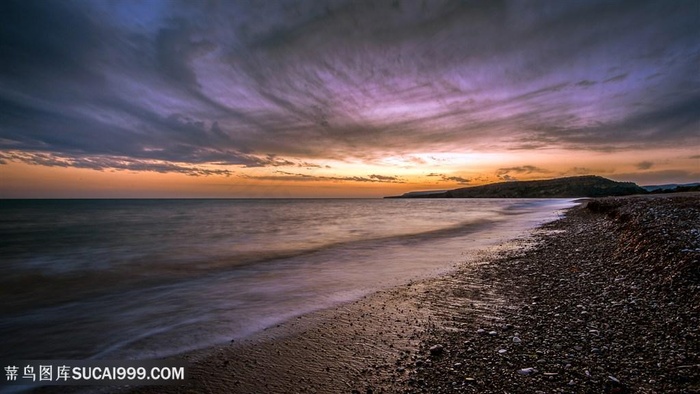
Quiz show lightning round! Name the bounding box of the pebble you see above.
[518,367,536,376]
[429,344,444,356]
[399,197,698,393]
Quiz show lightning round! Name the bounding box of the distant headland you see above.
[386,175,648,198]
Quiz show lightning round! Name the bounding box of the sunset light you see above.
[0,1,697,198]
[1,2,698,392]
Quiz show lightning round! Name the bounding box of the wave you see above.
[0,198,576,364]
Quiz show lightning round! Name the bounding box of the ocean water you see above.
[0,199,575,362]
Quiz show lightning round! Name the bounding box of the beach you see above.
[129,193,698,393]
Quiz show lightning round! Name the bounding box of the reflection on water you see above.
[0,198,574,361]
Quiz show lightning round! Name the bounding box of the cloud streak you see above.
[243,171,405,184]
[427,173,471,185]
[496,165,552,180]
[636,161,654,170]
[0,0,698,176]
[0,151,232,177]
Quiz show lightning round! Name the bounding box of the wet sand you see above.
[129,193,698,393]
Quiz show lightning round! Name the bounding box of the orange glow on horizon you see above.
[1,147,698,198]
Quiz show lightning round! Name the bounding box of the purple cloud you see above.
[0,0,698,174]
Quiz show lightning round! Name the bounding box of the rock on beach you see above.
[129,194,699,394]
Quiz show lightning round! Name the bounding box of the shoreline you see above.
[123,193,696,392]
[129,234,523,393]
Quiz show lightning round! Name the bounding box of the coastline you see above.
[127,193,698,393]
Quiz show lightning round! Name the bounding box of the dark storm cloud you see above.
[155,23,214,89]
[520,94,700,151]
[0,0,698,173]
[0,0,105,92]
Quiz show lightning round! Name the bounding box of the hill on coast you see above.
[387,175,647,198]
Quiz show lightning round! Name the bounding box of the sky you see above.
[0,0,698,198]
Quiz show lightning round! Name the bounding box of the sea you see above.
[0,198,575,363]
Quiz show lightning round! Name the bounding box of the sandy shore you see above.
[125,193,698,393]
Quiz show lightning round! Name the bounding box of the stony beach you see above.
[129,193,698,394]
